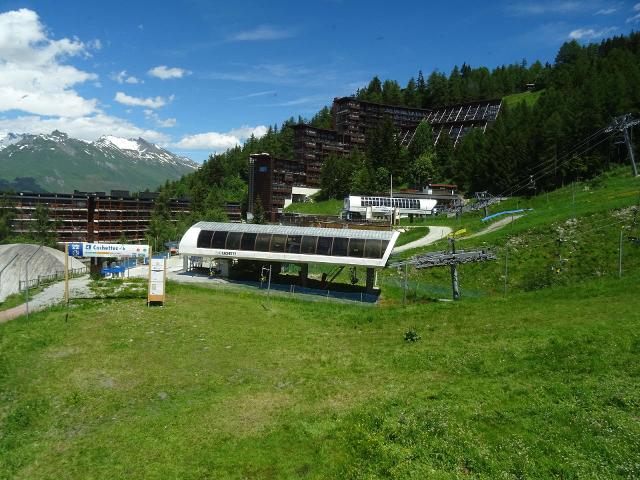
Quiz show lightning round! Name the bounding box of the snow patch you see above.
[101,135,141,152]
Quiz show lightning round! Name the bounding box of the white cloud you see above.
[568,26,618,39]
[148,65,190,79]
[258,95,328,107]
[0,8,99,117]
[143,109,177,128]
[174,125,267,151]
[114,91,172,109]
[230,90,277,100]
[0,113,168,143]
[595,6,619,15]
[627,4,640,22]
[508,1,584,15]
[228,25,294,41]
[111,70,140,84]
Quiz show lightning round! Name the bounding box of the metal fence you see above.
[19,267,88,292]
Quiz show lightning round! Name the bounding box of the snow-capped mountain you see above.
[0,132,25,151]
[0,130,198,193]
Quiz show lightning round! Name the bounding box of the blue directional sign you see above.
[68,242,83,257]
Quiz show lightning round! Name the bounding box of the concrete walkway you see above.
[393,226,453,253]
[465,215,523,239]
[0,275,92,324]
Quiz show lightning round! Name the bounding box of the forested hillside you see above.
[157,33,640,225]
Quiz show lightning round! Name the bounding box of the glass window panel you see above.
[240,232,257,250]
[225,232,242,250]
[286,235,302,254]
[270,234,287,252]
[301,236,317,254]
[255,233,272,252]
[348,238,365,257]
[212,231,228,249]
[316,236,333,255]
[197,230,213,248]
[364,239,382,258]
[332,237,349,256]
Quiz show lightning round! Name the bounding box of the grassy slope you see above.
[503,90,543,108]
[0,276,639,479]
[284,199,343,216]
[385,167,640,298]
[394,226,430,247]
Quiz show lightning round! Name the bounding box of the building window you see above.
[364,239,387,259]
[240,233,257,250]
[255,234,272,252]
[332,237,349,256]
[197,230,213,248]
[226,232,243,250]
[301,236,317,254]
[348,238,365,257]
[212,231,228,249]
[286,235,302,254]
[316,237,333,255]
[270,234,287,252]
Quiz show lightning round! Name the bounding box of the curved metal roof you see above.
[192,222,395,240]
[179,222,399,268]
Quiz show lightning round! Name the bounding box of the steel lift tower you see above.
[607,114,640,177]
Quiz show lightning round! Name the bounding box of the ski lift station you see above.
[179,222,399,292]
[343,195,438,221]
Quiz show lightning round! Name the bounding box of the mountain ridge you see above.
[0,131,198,193]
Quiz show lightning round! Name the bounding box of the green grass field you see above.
[1,274,639,479]
[283,198,343,216]
[503,90,543,109]
[2,167,640,479]
[394,226,430,247]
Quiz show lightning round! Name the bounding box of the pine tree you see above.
[408,121,434,162]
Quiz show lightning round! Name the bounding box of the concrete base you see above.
[299,263,308,287]
[183,255,189,272]
[365,267,377,293]
[218,259,230,277]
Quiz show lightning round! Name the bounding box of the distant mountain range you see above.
[0,130,198,193]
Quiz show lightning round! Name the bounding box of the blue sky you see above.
[0,0,638,161]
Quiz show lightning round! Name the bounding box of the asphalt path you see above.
[392,226,453,253]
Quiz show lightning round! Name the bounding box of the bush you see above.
[404,328,421,342]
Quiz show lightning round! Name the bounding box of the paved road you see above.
[393,226,453,253]
[0,275,92,324]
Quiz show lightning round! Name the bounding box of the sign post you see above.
[147,249,167,306]
[66,242,150,304]
[64,243,69,305]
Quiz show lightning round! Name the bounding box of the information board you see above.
[68,242,149,258]
[147,257,166,305]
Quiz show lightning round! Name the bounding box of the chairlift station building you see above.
[179,222,399,291]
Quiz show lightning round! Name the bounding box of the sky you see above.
[0,0,638,162]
